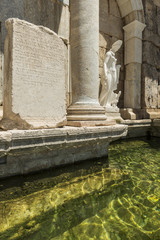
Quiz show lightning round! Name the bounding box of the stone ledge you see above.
[151,119,160,138]
[0,125,128,178]
[121,119,152,138]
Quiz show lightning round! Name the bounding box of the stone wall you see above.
[142,0,160,110]
[0,0,69,48]
[99,0,124,108]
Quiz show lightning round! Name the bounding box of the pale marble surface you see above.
[2,18,67,129]
[99,40,122,112]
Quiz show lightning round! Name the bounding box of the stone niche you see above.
[99,0,124,109]
[1,18,67,130]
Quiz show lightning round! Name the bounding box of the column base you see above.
[67,104,115,126]
[120,108,137,120]
[141,109,160,119]
[67,120,115,127]
[120,108,143,120]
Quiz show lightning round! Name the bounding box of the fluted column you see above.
[67,0,108,126]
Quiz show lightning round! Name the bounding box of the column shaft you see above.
[67,0,108,125]
[123,20,146,109]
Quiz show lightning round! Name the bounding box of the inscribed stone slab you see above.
[2,18,66,129]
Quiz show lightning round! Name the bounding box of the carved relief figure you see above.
[99,40,122,112]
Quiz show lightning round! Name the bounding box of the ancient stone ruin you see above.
[0,0,159,177]
[1,18,67,129]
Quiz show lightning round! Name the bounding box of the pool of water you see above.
[0,137,160,240]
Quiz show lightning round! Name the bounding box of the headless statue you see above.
[99,40,122,112]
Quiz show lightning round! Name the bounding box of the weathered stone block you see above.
[124,80,141,108]
[117,0,143,18]
[110,0,121,18]
[141,63,159,109]
[24,0,70,41]
[99,47,106,68]
[0,125,128,178]
[126,63,141,81]
[143,29,160,48]
[143,0,158,32]
[124,37,143,64]
[117,0,133,17]
[99,33,108,49]
[143,41,160,69]
[100,5,123,39]
[2,18,67,129]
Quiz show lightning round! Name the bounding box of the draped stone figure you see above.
[99,40,122,112]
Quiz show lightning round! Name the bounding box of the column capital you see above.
[123,20,146,41]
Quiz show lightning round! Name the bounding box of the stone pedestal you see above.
[67,0,110,126]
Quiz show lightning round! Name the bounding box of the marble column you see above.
[67,0,108,126]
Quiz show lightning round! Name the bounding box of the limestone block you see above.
[100,13,123,39]
[143,77,158,109]
[23,0,70,42]
[124,10,145,25]
[143,41,160,69]
[57,5,70,41]
[99,33,108,48]
[143,0,158,32]
[145,109,160,119]
[110,0,121,18]
[2,18,67,129]
[99,47,106,68]
[116,0,143,18]
[126,63,141,81]
[0,125,128,178]
[141,63,159,109]
[124,80,141,108]
[120,108,136,120]
[123,21,146,65]
[116,0,133,17]
[124,37,142,64]
[99,0,109,21]
[143,29,160,48]
[142,63,159,82]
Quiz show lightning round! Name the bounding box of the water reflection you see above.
[0,137,160,240]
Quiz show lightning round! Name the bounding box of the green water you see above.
[0,137,160,240]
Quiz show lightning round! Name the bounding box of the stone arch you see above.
[116,0,146,119]
[116,0,145,23]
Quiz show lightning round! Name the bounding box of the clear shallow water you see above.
[0,137,160,240]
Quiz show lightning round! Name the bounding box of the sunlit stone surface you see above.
[1,18,67,129]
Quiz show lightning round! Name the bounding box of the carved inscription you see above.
[3,19,67,128]
[13,25,64,87]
